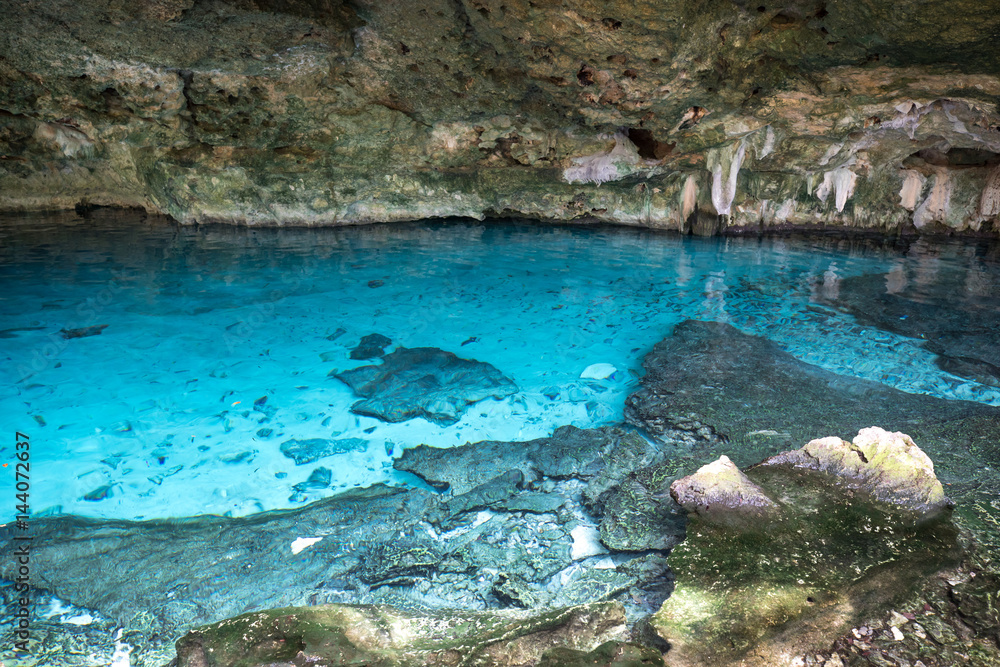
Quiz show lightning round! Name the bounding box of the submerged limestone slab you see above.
[0,425,687,650]
[279,436,368,465]
[395,425,664,497]
[336,346,518,425]
[624,320,1000,469]
[652,435,962,667]
[173,602,632,667]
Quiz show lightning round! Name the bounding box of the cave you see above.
[2,1,1000,667]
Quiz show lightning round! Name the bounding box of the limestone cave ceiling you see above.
[3,0,1000,233]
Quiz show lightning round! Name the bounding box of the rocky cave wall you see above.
[4,0,1000,235]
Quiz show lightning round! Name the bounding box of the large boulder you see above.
[760,426,951,516]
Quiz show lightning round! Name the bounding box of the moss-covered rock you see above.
[760,427,951,516]
[651,435,963,667]
[173,602,632,667]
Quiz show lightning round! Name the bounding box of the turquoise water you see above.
[2,214,999,521]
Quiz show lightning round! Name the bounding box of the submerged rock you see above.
[624,320,1000,467]
[337,346,518,425]
[59,324,108,339]
[349,332,392,360]
[279,436,367,465]
[173,602,634,667]
[395,425,663,497]
[598,465,687,552]
[0,425,685,645]
[652,431,962,667]
[823,265,1000,387]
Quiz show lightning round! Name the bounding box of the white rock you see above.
[110,641,133,667]
[64,613,94,625]
[290,536,323,555]
[891,626,905,641]
[570,525,606,560]
[580,363,617,380]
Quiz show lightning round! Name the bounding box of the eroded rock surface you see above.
[670,455,779,527]
[0,425,685,659]
[653,432,962,667]
[173,602,636,667]
[5,0,1000,234]
[760,426,951,515]
[624,320,1000,469]
[335,346,518,424]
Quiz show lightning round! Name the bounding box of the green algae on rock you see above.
[760,427,951,516]
[173,602,634,667]
[651,431,962,667]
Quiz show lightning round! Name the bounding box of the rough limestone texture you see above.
[623,320,1000,471]
[173,602,633,667]
[760,427,951,516]
[0,425,688,666]
[652,437,962,667]
[335,346,518,424]
[4,0,1000,235]
[669,455,779,527]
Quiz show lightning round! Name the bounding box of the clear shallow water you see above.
[2,213,999,521]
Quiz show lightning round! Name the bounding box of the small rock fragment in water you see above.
[293,467,332,491]
[59,324,109,339]
[367,279,384,288]
[580,362,617,380]
[63,613,94,626]
[84,485,113,501]
[326,327,347,341]
[290,536,323,555]
[570,525,606,560]
[349,333,392,359]
[280,437,367,464]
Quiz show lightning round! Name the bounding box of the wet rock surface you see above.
[335,346,518,424]
[173,602,637,667]
[653,432,963,667]
[0,426,685,659]
[624,320,1000,468]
